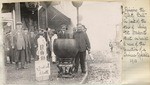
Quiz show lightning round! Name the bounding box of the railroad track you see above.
[80,62,89,84]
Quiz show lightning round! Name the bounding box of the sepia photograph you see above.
[2,1,123,84]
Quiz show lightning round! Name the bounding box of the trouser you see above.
[47,47,51,60]
[52,51,56,62]
[111,47,113,52]
[25,47,31,63]
[75,51,86,72]
[4,50,8,64]
[31,44,36,59]
[16,49,25,68]
[5,48,15,64]
[9,48,16,63]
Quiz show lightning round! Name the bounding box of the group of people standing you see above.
[53,23,91,74]
[4,22,37,69]
[4,22,91,74]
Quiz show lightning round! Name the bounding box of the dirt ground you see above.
[6,47,122,84]
[86,49,122,84]
[5,59,84,84]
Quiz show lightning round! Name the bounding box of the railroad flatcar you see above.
[53,39,78,77]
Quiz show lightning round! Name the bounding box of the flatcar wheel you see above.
[72,67,75,73]
[69,68,73,74]
[72,73,75,77]
[57,73,62,78]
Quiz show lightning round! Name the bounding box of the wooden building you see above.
[2,2,71,31]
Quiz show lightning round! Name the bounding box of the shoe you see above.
[16,67,19,70]
[21,67,28,69]
[82,71,86,74]
[15,64,19,70]
[52,62,56,64]
[74,70,78,73]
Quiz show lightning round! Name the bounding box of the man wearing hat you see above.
[73,24,91,73]
[14,22,27,69]
[57,24,68,39]
[24,28,31,63]
[3,22,13,64]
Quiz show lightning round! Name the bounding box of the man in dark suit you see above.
[24,29,31,63]
[57,24,69,39]
[73,24,91,73]
[14,22,26,70]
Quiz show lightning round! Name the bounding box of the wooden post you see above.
[12,9,15,30]
[77,7,79,26]
[38,3,40,30]
[45,8,48,28]
[15,3,21,23]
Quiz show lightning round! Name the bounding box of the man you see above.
[73,24,91,73]
[24,29,31,63]
[14,22,26,69]
[4,22,12,64]
[57,24,68,39]
[46,28,54,60]
[109,41,113,52]
[51,33,57,63]
[82,25,87,32]
[34,28,47,60]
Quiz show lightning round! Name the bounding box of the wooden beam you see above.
[15,3,21,23]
